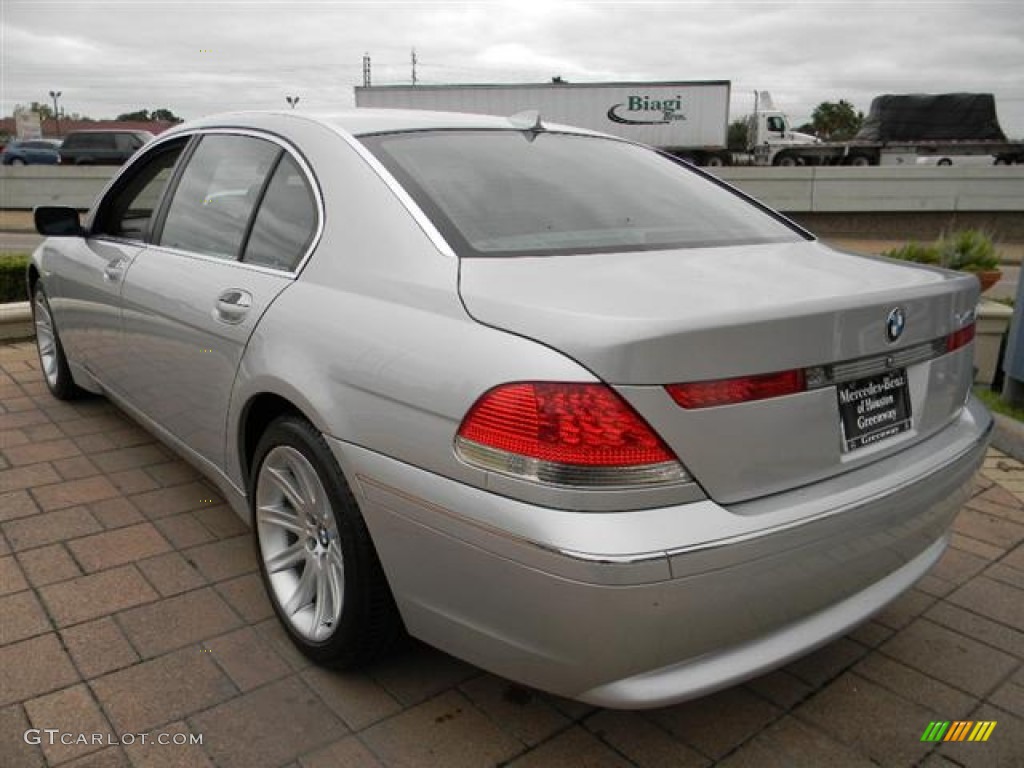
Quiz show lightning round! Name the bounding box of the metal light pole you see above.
[49,90,62,136]
[285,96,300,109]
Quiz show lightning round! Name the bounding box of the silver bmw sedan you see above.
[29,109,991,708]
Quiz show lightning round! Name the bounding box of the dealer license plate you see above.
[837,369,912,452]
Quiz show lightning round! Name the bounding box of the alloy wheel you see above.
[34,290,59,389]
[256,445,345,642]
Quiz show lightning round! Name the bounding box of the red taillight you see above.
[666,369,806,410]
[458,382,674,466]
[946,323,975,353]
[456,382,687,487]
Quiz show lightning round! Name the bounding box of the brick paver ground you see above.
[1,338,1022,767]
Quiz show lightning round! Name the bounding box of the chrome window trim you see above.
[135,242,301,277]
[312,120,458,259]
[87,127,324,278]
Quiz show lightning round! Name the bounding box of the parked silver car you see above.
[30,109,991,708]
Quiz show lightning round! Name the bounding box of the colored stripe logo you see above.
[921,721,997,742]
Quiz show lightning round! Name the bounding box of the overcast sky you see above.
[3,0,1023,136]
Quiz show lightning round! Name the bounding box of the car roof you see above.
[162,109,605,140]
[64,129,153,136]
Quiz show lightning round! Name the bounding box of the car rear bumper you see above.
[328,397,991,708]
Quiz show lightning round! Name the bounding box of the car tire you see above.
[11,157,26,165]
[32,284,83,400]
[251,415,402,666]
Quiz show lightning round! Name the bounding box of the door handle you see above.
[103,259,125,283]
[214,289,253,324]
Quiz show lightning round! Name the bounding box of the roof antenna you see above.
[509,110,544,132]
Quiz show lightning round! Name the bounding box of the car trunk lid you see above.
[458,240,979,503]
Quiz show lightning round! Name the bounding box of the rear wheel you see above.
[847,154,873,167]
[252,415,401,666]
[937,158,953,166]
[774,153,799,167]
[11,157,26,166]
[32,284,82,400]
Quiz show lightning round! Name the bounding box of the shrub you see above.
[884,241,940,265]
[0,253,30,304]
[937,229,1000,272]
[883,229,1001,272]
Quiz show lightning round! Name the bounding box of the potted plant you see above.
[884,229,1002,292]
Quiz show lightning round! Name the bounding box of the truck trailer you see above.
[355,80,736,166]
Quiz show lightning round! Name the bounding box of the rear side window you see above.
[68,133,114,149]
[363,131,804,257]
[159,135,280,259]
[242,154,317,271]
[114,133,141,151]
[80,133,112,149]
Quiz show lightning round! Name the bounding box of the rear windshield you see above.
[361,130,805,258]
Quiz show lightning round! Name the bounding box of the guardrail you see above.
[1,164,1022,213]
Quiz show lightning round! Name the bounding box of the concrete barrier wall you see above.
[712,166,1024,213]
[1,164,1022,213]
[0,166,115,210]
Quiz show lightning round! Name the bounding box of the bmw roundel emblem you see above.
[886,307,906,343]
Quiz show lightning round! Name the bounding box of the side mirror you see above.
[34,206,84,237]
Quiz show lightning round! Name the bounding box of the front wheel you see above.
[32,284,83,400]
[252,415,402,666]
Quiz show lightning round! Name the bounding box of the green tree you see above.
[25,102,55,120]
[811,100,864,141]
[116,108,183,123]
[116,109,151,121]
[150,108,183,123]
[727,118,749,151]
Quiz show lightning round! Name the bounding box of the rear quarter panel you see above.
[225,116,595,502]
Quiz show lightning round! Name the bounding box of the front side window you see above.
[159,135,280,260]
[363,131,804,258]
[92,138,188,241]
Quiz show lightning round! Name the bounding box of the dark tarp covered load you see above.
[855,93,1006,142]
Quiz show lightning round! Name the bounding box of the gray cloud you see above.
[3,0,1022,135]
